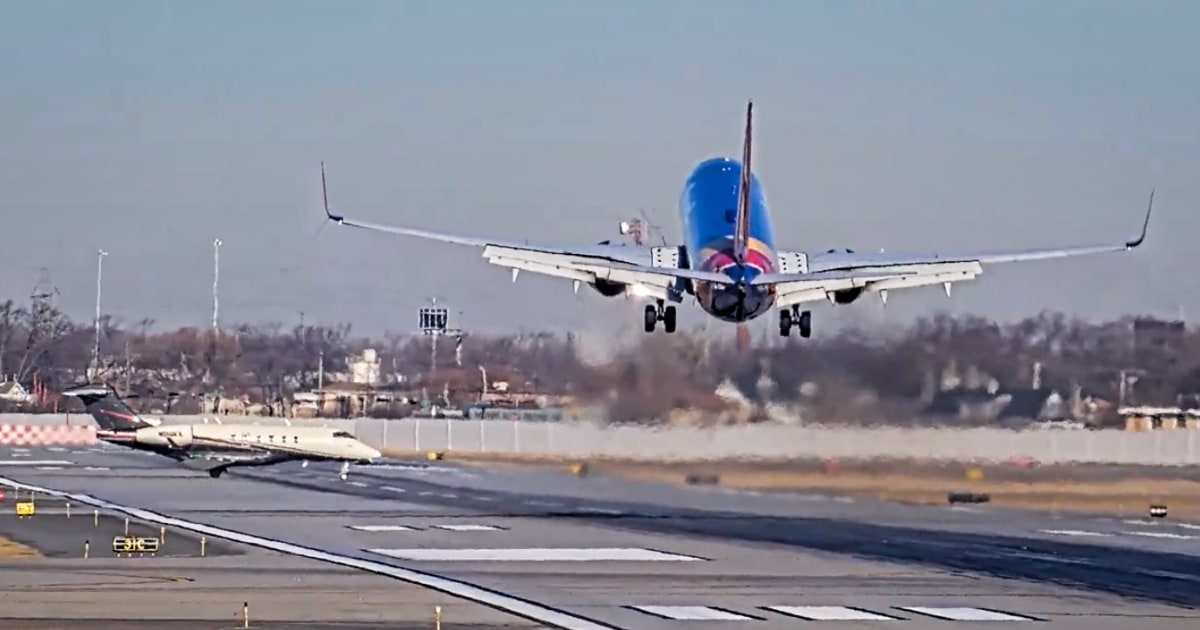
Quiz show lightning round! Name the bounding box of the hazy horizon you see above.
[3,1,1196,345]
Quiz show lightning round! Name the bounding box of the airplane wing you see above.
[761,190,1154,308]
[202,452,305,477]
[320,164,893,301]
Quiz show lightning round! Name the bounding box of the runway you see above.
[2,443,1199,629]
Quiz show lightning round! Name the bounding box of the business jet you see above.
[64,385,381,480]
[320,101,1153,338]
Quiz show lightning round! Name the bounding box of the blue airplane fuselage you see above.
[678,157,779,322]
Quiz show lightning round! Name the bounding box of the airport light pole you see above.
[93,249,108,368]
[212,238,222,334]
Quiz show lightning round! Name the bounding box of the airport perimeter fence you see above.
[3,412,1199,466]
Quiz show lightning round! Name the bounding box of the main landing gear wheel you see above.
[779,308,812,338]
[643,301,677,334]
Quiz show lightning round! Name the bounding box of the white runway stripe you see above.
[368,547,704,562]
[632,606,755,621]
[432,524,501,531]
[1124,531,1196,540]
[348,525,418,532]
[1039,529,1113,537]
[767,605,899,621]
[898,606,1037,621]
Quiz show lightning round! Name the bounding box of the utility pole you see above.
[212,238,222,334]
[93,249,108,369]
[124,340,132,391]
[317,350,325,390]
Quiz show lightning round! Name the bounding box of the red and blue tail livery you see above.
[320,101,1153,338]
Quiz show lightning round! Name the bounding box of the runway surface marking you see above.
[1039,529,1114,537]
[367,547,705,562]
[898,606,1040,621]
[0,475,620,630]
[766,605,902,621]
[630,606,758,621]
[348,525,419,532]
[1125,531,1197,540]
[432,524,503,531]
[0,459,73,466]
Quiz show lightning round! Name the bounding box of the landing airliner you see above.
[65,385,381,480]
[321,101,1153,338]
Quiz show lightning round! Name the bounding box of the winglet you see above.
[1125,188,1153,249]
[321,161,344,223]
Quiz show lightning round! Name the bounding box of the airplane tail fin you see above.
[63,384,153,431]
[733,100,754,266]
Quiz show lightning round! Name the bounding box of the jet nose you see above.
[363,444,383,461]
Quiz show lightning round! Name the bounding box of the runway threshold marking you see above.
[898,606,1041,621]
[0,475,621,630]
[630,606,758,621]
[766,605,901,621]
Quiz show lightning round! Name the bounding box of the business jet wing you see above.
[203,452,305,478]
[319,164,896,301]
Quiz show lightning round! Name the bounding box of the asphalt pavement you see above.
[1,442,1198,629]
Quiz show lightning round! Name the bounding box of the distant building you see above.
[348,348,381,385]
[0,380,33,404]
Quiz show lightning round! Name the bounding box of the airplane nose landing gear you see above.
[643,300,677,333]
[339,461,351,481]
[779,307,811,338]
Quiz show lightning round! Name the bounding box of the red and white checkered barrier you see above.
[0,425,97,446]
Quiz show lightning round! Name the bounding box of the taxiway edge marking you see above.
[0,475,621,630]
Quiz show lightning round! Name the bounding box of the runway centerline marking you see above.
[348,525,419,532]
[1124,531,1196,540]
[432,524,503,532]
[1039,529,1113,537]
[0,475,620,630]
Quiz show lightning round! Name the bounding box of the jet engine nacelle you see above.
[589,279,627,297]
[136,425,195,449]
[829,287,866,305]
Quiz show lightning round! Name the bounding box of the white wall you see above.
[8,413,1198,466]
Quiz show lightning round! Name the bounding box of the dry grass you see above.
[389,448,1200,521]
[0,534,42,559]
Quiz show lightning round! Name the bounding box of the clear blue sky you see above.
[1,1,1196,348]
